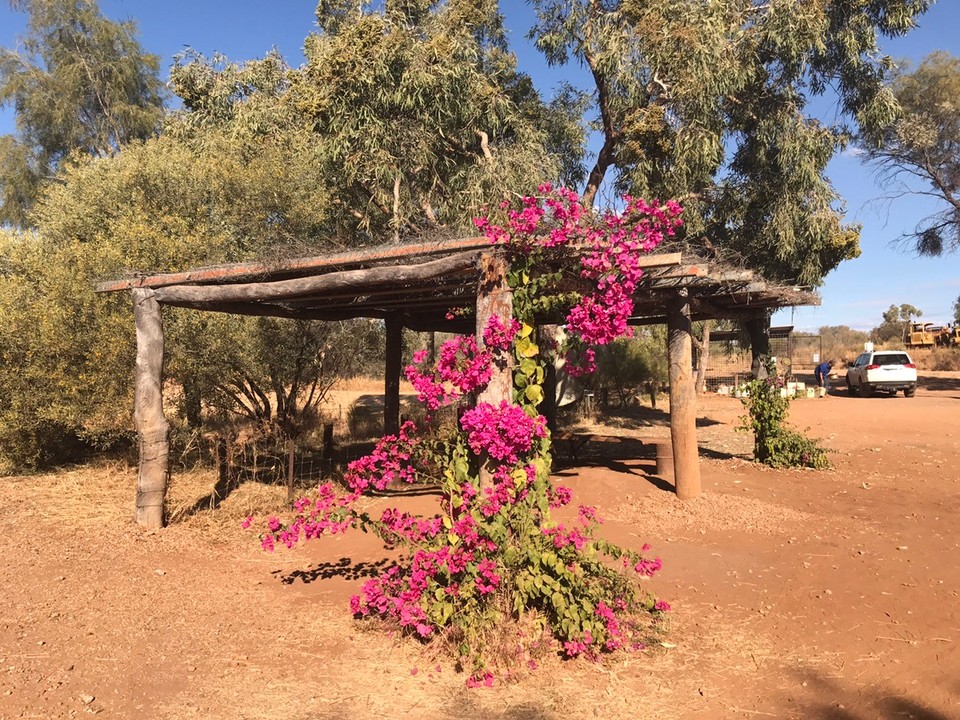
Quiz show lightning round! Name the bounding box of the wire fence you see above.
[702,333,823,391]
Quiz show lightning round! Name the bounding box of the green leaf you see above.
[525,384,544,404]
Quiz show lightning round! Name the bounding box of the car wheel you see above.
[846,379,858,396]
[861,383,873,398]
[904,388,916,397]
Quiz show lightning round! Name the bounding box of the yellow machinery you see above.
[937,325,960,347]
[904,322,940,348]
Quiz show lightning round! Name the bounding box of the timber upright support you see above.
[384,313,403,437]
[667,289,702,500]
[476,251,514,489]
[132,288,170,529]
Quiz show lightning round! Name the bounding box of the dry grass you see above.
[912,347,960,371]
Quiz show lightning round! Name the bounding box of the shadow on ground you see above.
[442,693,557,720]
[920,375,960,396]
[273,557,394,585]
[785,668,955,720]
[594,404,723,430]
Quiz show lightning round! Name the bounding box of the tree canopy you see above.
[871,303,922,345]
[0,0,584,470]
[529,0,933,285]
[0,0,165,226]
[167,0,584,243]
[861,51,960,256]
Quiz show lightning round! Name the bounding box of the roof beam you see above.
[152,251,480,306]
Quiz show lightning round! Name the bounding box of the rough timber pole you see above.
[667,290,702,500]
[476,251,513,489]
[132,288,170,529]
[384,313,403,437]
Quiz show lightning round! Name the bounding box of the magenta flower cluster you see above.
[405,336,493,411]
[481,315,522,352]
[459,401,547,464]
[344,420,420,493]
[474,186,683,376]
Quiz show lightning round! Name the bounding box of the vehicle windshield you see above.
[874,354,911,366]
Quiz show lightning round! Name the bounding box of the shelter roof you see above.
[97,238,819,330]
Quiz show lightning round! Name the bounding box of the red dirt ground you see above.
[2,373,959,720]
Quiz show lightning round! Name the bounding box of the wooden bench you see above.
[553,431,632,463]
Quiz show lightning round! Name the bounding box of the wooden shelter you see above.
[98,238,819,529]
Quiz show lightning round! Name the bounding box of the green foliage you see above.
[0,0,164,226]
[0,228,136,471]
[168,3,583,241]
[593,329,668,407]
[529,0,933,285]
[871,303,922,345]
[0,128,368,471]
[954,295,960,325]
[738,359,830,470]
[861,51,960,255]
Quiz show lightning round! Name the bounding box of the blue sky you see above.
[2,1,958,332]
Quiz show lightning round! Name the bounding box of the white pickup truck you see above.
[845,350,918,397]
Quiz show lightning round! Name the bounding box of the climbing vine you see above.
[252,186,682,682]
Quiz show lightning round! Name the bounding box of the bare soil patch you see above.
[2,372,959,719]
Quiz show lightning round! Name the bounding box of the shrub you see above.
[739,358,830,469]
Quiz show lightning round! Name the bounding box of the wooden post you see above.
[384,313,403,436]
[132,288,169,529]
[667,290,702,500]
[476,251,513,489]
[695,319,712,394]
[540,327,558,433]
[476,251,514,406]
[286,439,295,505]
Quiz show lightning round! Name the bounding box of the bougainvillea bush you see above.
[254,186,682,683]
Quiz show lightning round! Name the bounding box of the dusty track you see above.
[2,373,958,719]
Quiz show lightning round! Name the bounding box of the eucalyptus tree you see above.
[528,0,930,359]
[861,51,960,256]
[0,0,164,226]
[168,0,585,242]
[0,0,586,470]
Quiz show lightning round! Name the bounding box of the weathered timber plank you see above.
[132,288,170,529]
[151,251,479,306]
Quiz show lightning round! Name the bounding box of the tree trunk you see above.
[667,291,701,500]
[695,320,711,394]
[745,314,771,378]
[132,288,169,529]
[183,378,203,428]
[539,325,558,433]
